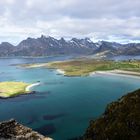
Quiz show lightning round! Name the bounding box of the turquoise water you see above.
[0,57,140,140]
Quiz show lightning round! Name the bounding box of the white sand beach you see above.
[90,70,140,79]
[26,82,40,92]
[56,69,65,75]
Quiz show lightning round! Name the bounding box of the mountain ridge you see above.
[0,35,140,57]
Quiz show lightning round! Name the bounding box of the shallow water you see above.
[0,56,140,140]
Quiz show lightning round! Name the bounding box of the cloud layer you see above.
[0,0,140,44]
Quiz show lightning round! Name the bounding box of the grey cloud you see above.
[0,0,140,44]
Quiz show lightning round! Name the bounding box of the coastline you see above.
[26,82,40,92]
[0,82,30,99]
[0,81,42,99]
[90,70,140,79]
[55,68,140,79]
[56,69,65,75]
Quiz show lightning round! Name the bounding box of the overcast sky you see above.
[0,0,140,44]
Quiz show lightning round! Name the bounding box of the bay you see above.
[0,56,140,140]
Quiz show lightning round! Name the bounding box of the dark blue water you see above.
[0,56,140,140]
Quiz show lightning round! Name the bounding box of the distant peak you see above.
[40,35,46,39]
[85,37,90,40]
[84,37,93,43]
[0,42,13,46]
[60,37,64,40]
[71,38,76,41]
[1,42,10,44]
[60,37,65,42]
[27,37,33,40]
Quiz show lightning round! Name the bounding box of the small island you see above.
[0,82,32,98]
[18,59,140,77]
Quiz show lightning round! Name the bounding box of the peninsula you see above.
[0,81,33,98]
[19,59,140,77]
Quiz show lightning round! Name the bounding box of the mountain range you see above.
[0,35,140,57]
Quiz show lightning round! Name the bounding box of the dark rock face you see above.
[0,42,15,57]
[0,119,51,140]
[83,89,140,140]
[0,35,140,57]
[14,36,96,56]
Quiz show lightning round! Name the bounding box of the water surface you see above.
[0,56,140,140]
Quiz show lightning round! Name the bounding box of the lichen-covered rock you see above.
[83,89,140,140]
[0,119,53,140]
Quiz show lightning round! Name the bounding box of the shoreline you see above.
[26,82,40,92]
[56,69,65,75]
[0,82,30,99]
[90,70,140,79]
[55,68,140,79]
[0,82,40,99]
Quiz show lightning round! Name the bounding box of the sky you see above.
[0,0,140,44]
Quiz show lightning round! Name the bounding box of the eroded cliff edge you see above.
[83,89,140,140]
[0,119,52,140]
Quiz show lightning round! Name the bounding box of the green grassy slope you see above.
[0,82,29,98]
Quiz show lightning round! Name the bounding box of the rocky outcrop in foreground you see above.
[0,119,52,140]
[83,89,140,140]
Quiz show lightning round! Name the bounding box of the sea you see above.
[0,55,140,140]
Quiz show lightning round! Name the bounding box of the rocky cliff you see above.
[0,119,52,140]
[83,89,140,140]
